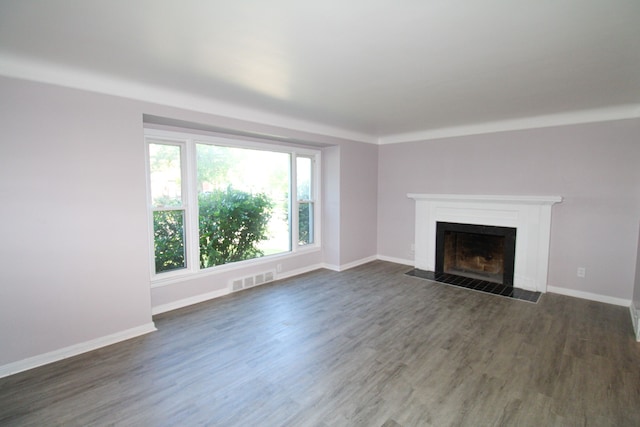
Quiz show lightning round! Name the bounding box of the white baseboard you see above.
[0,322,157,379]
[322,263,340,272]
[377,255,414,266]
[152,288,231,315]
[276,263,325,280]
[547,285,631,307]
[630,303,640,342]
[326,255,413,271]
[343,255,380,270]
[324,256,378,272]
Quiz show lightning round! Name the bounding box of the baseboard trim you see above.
[0,322,157,379]
[276,263,325,280]
[322,263,340,272]
[319,256,381,272]
[336,256,378,272]
[152,288,231,315]
[326,255,414,271]
[630,303,640,342]
[376,255,414,266]
[547,285,631,307]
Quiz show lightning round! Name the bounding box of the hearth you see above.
[436,222,516,286]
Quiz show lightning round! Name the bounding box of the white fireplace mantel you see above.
[408,194,562,292]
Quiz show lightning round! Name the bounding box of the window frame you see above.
[145,137,194,279]
[144,129,322,284]
[295,155,316,246]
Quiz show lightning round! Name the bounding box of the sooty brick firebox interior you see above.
[436,222,516,286]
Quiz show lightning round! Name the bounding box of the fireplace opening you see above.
[435,222,516,286]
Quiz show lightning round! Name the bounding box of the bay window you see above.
[145,130,320,279]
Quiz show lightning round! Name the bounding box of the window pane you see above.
[298,202,314,245]
[149,143,182,207]
[297,157,312,200]
[153,210,186,273]
[196,144,290,268]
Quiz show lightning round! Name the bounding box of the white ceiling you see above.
[1,0,639,144]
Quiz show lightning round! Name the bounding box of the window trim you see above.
[295,155,316,246]
[144,128,322,284]
[145,138,193,280]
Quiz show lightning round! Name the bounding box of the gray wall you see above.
[377,119,640,300]
[322,145,341,268]
[0,76,378,369]
[0,77,153,365]
[338,141,379,266]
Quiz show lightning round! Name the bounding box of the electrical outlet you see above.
[577,267,586,278]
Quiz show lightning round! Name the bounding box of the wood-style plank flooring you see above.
[2,261,640,426]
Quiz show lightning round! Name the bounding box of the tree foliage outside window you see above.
[153,210,185,273]
[197,144,290,261]
[198,188,273,268]
[298,202,312,245]
[297,156,314,245]
[153,188,273,270]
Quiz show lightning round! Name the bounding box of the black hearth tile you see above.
[448,275,467,286]
[464,278,481,288]
[405,269,540,303]
[518,290,533,299]
[465,280,480,289]
[464,278,475,286]
[408,269,436,281]
[456,277,474,288]
[453,279,469,288]
[498,286,515,297]
[471,280,490,291]
[439,276,453,285]
[473,279,489,291]
[492,284,507,295]
[512,288,541,303]
[491,284,507,295]
[435,273,448,283]
[441,273,459,284]
[524,292,541,303]
[438,274,454,284]
[483,282,499,294]
[511,288,523,298]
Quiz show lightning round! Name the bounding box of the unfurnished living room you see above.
[1,1,640,426]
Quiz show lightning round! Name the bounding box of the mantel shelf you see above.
[407,193,563,205]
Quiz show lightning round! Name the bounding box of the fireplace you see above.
[408,194,562,292]
[436,222,516,286]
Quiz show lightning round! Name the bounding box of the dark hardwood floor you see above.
[2,261,640,426]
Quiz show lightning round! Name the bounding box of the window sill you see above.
[150,245,321,288]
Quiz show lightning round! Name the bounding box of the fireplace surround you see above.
[408,194,562,292]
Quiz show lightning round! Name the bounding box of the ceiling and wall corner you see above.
[0,0,639,144]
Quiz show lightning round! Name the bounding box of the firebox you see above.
[435,222,516,286]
